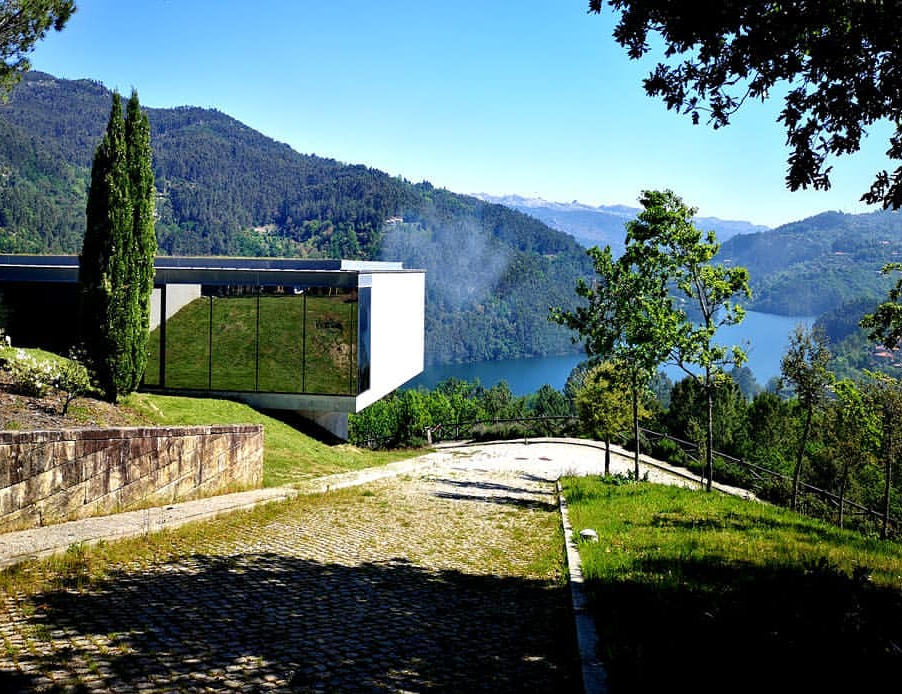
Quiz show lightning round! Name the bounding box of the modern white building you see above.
[0,255,425,439]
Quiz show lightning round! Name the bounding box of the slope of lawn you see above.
[561,475,902,693]
[124,392,423,487]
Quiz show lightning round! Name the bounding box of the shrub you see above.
[55,355,91,415]
[5,349,58,397]
[1,344,91,415]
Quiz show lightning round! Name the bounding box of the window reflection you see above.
[258,287,304,393]
[210,287,257,391]
[162,293,210,390]
[147,283,364,396]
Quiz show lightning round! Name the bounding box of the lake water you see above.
[401,311,817,396]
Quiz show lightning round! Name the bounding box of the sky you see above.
[23,0,899,228]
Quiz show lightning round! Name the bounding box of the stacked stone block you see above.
[0,425,263,532]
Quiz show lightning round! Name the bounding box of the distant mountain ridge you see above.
[0,71,594,366]
[474,193,771,254]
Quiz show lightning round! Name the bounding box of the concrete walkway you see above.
[0,439,754,693]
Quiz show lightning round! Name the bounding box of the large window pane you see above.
[258,289,304,393]
[210,289,257,391]
[303,288,357,395]
[357,287,371,393]
[164,294,211,389]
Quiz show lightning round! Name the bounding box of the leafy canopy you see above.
[590,1,902,209]
[0,1,74,97]
[860,263,902,351]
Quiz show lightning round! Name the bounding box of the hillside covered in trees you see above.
[0,71,593,365]
[718,211,902,316]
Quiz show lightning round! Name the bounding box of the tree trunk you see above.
[604,433,611,476]
[791,407,813,512]
[883,426,893,540]
[705,383,714,492]
[838,479,846,529]
[632,374,640,480]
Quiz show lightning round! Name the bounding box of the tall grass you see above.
[561,475,902,693]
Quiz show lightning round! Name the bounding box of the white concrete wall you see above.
[149,284,202,331]
[355,272,425,411]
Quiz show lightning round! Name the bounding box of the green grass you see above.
[123,392,423,487]
[561,475,902,693]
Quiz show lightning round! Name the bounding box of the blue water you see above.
[402,311,817,396]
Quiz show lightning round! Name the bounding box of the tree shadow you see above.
[2,553,581,693]
[587,554,902,694]
[430,477,559,512]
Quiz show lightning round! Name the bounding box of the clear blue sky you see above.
[25,0,896,228]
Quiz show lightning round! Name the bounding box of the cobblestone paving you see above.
[0,458,583,693]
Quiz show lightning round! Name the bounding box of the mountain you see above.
[718,210,902,316]
[0,71,594,367]
[474,193,770,255]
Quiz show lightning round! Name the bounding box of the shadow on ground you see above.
[1,553,581,693]
[588,554,902,694]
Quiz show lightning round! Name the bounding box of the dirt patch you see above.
[0,370,151,432]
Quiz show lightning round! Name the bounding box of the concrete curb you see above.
[0,486,300,570]
[557,479,608,694]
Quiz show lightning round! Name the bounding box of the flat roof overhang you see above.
[0,255,422,288]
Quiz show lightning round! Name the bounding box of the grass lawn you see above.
[561,475,902,693]
[123,392,425,487]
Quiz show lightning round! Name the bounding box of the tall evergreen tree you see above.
[124,89,156,392]
[79,89,155,401]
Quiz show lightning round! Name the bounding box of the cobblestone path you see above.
[0,454,584,693]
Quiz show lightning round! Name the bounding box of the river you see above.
[401,311,817,396]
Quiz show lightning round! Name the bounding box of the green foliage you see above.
[125,91,157,388]
[665,375,748,459]
[593,1,902,209]
[575,362,634,441]
[862,373,902,539]
[780,325,834,510]
[860,262,902,351]
[348,377,567,448]
[79,90,156,402]
[0,1,74,97]
[0,344,90,414]
[623,189,751,490]
[528,383,571,418]
[561,476,902,692]
[3,347,57,397]
[53,354,90,415]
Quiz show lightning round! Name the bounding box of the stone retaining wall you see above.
[0,425,264,533]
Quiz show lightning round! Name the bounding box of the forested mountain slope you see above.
[0,72,592,365]
[719,211,902,316]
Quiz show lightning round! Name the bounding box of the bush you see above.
[5,349,58,397]
[55,355,91,415]
[1,344,91,415]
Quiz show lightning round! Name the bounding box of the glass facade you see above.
[145,283,370,397]
[0,282,81,354]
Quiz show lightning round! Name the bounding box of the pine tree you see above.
[79,90,156,401]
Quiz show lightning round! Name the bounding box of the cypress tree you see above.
[79,90,156,401]
[124,89,157,393]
